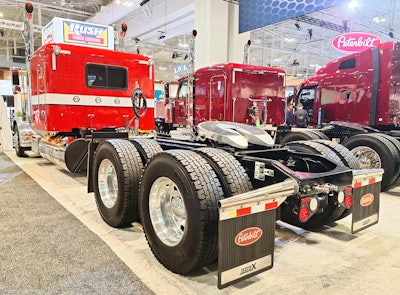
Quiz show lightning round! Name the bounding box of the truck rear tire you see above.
[306,130,329,140]
[343,134,399,190]
[279,131,321,146]
[139,150,224,274]
[281,141,346,227]
[195,147,253,197]
[313,139,360,169]
[13,125,28,157]
[313,139,360,221]
[130,138,163,164]
[284,140,343,165]
[365,133,400,186]
[93,139,143,227]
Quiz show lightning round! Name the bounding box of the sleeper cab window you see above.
[86,64,128,90]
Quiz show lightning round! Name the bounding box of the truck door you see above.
[37,63,46,128]
[174,79,190,126]
[297,87,316,123]
[320,56,369,124]
[210,75,226,121]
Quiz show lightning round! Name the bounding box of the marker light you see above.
[338,191,345,203]
[309,197,318,212]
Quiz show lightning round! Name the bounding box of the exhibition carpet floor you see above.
[0,152,155,295]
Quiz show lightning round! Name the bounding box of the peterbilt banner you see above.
[331,32,381,53]
[42,17,114,50]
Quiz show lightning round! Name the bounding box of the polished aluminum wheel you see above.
[351,146,381,169]
[98,159,118,208]
[149,177,186,247]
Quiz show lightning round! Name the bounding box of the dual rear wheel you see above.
[93,140,252,274]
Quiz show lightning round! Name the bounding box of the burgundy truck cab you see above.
[295,41,400,130]
[159,63,286,129]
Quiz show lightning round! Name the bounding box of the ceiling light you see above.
[348,1,358,9]
[372,16,386,23]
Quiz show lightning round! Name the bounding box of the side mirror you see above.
[164,83,170,99]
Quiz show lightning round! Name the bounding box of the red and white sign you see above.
[234,227,263,246]
[360,193,375,207]
[331,32,381,53]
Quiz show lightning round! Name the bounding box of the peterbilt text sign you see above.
[331,32,381,53]
[234,227,263,246]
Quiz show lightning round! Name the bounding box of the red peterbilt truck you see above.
[13,6,154,173]
[14,42,154,172]
[272,41,400,191]
[295,41,400,131]
[14,3,384,289]
[153,58,400,191]
[155,63,286,132]
[29,43,154,136]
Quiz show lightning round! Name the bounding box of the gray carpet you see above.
[0,152,155,295]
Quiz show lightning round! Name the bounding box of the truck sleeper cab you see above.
[29,42,154,136]
[17,42,155,173]
[156,63,286,134]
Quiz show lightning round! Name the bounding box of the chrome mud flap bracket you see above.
[351,169,384,234]
[217,179,298,289]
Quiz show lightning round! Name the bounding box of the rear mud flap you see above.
[218,209,276,289]
[351,169,383,234]
[217,179,297,289]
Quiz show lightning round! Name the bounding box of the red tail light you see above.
[299,206,309,222]
[345,194,353,208]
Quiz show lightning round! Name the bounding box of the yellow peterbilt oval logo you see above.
[234,227,263,246]
[360,193,374,207]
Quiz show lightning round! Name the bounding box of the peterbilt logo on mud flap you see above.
[360,193,374,207]
[234,227,263,246]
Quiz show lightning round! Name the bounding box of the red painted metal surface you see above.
[29,42,154,134]
[292,41,400,129]
[164,63,286,127]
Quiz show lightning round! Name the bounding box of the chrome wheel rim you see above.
[98,159,118,208]
[351,146,381,169]
[149,177,186,247]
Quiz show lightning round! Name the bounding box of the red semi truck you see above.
[14,3,384,289]
[156,63,286,131]
[296,41,400,132]
[277,41,400,191]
